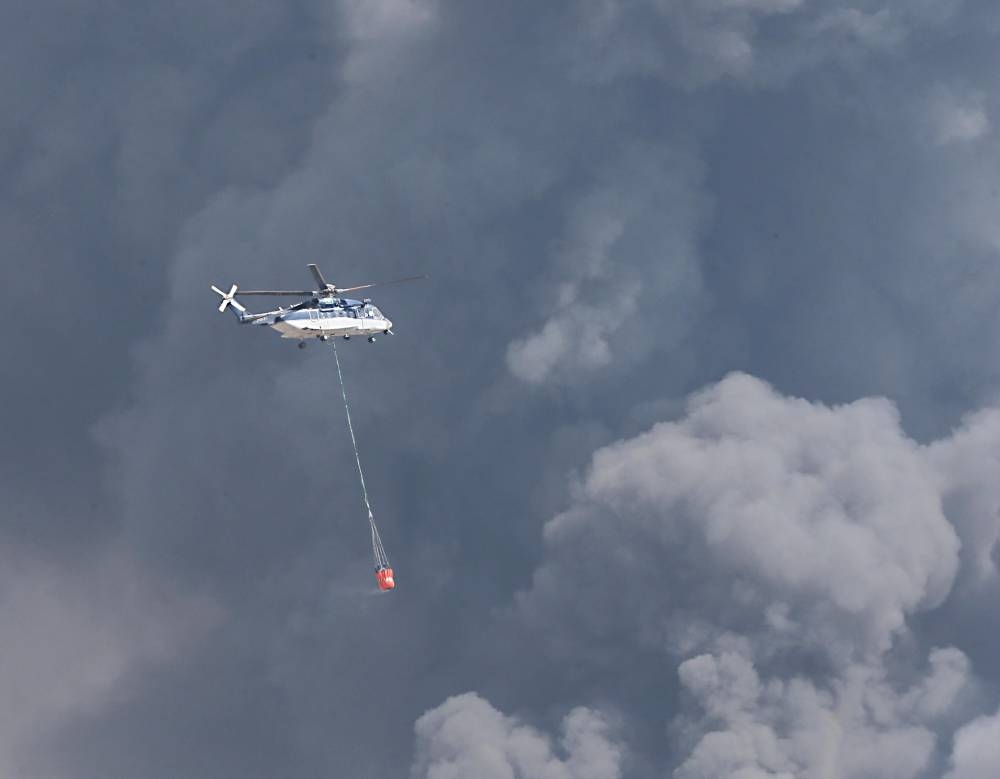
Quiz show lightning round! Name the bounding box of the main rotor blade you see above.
[236,290,315,296]
[308,264,329,290]
[336,274,428,294]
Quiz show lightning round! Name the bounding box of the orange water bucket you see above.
[375,566,395,591]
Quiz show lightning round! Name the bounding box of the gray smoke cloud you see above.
[928,408,1000,586]
[674,647,971,779]
[412,693,622,779]
[504,373,997,776]
[515,374,960,663]
[560,0,963,88]
[944,706,1000,779]
[5,0,1000,776]
[0,542,219,775]
[506,144,708,385]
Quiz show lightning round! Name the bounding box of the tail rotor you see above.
[211,284,246,314]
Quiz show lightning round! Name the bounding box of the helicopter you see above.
[211,264,426,347]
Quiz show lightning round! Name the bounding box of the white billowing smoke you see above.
[518,373,960,666]
[944,706,1000,779]
[505,205,628,384]
[472,373,1000,776]
[928,407,1000,585]
[506,145,707,385]
[674,647,971,778]
[412,692,622,779]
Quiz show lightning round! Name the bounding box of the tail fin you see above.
[211,284,247,319]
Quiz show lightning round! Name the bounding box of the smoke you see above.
[0,543,219,775]
[673,647,972,778]
[412,693,622,779]
[6,0,1000,776]
[516,374,960,664]
[928,407,1000,586]
[492,373,998,775]
[506,145,708,385]
[921,85,990,146]
[561,0,963,88]
[944,706,1000,779]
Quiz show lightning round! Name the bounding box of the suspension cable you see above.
[331,339,390,569]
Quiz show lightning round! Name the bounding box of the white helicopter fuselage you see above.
[263,305,393,340]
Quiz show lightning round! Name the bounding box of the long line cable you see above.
[331,339,390,569]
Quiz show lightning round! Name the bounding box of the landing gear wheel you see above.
[343,335,350,340]
[297,342,307,350]
[368,336,376,343]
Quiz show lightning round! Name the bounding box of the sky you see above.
[3,1,1000,777]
